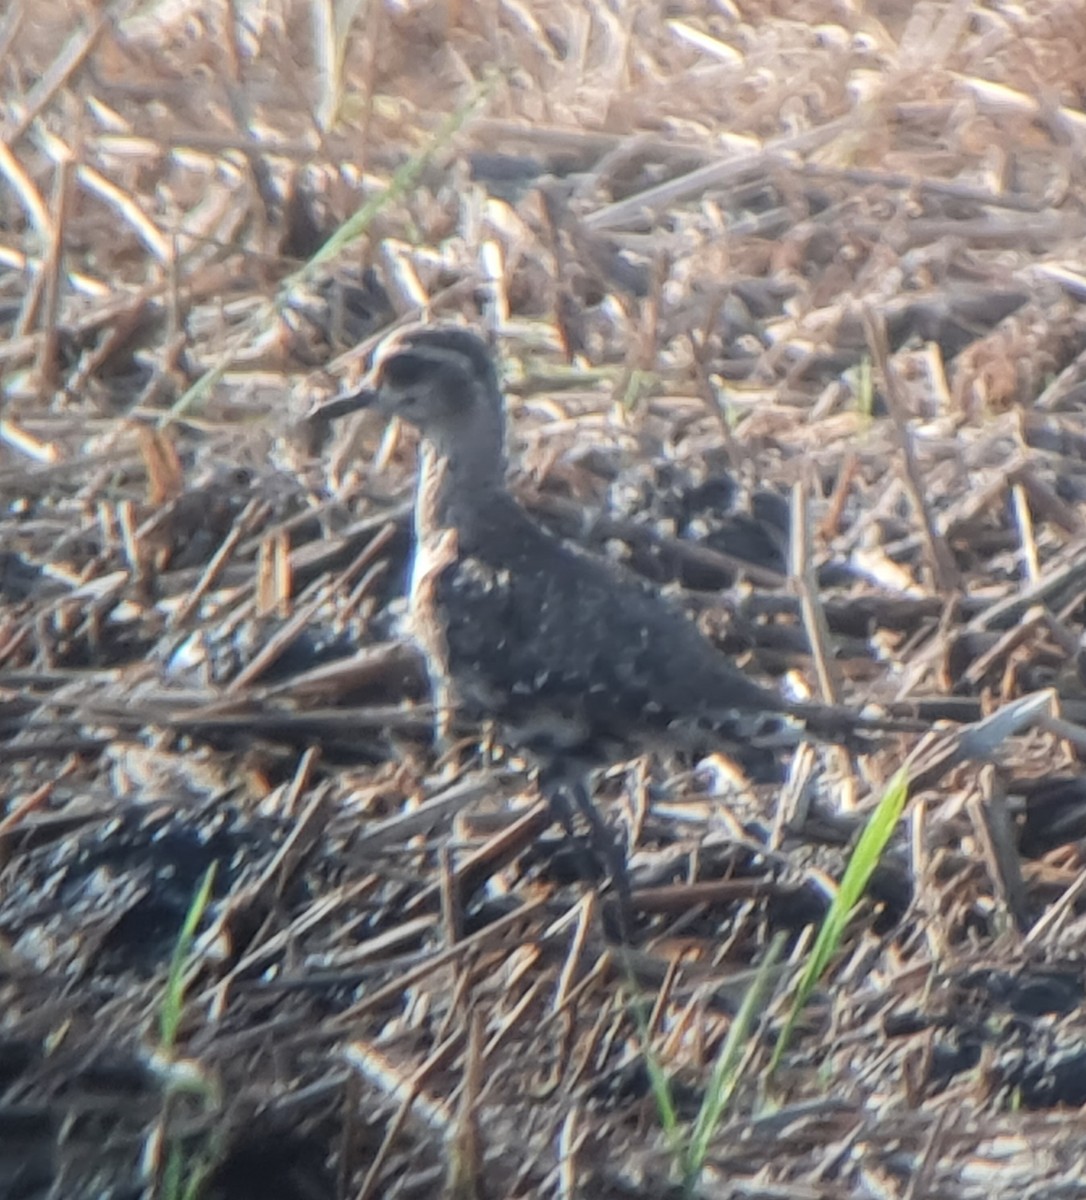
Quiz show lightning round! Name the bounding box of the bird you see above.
[316,325,889,931]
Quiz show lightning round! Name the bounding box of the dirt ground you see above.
[5,1,1086,1197]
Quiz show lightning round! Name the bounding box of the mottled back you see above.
[360,326,789,762]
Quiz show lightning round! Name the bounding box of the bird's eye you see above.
[381,351,432,389]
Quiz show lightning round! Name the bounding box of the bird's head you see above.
[317,327,505,461]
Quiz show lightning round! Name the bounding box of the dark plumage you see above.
[316,326,915,938]
[331,325,794,765]
[427,491,790,755]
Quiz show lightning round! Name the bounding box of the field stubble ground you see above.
[5,1,1086,1197]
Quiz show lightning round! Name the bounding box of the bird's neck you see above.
[415,436,506,544]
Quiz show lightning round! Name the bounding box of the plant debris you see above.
[5,2,1086,1197]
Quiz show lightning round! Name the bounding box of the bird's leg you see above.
[539,761,634,944]
[569,774,635,944]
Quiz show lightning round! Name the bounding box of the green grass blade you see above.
[615,947,684,1161]
[158,862,217,1053]
[770,767,909,1072]
[288,83,490,284]
[682,930,788,1192]
[164,82,491,425]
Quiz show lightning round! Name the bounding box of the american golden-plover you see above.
[318,326,892,935]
